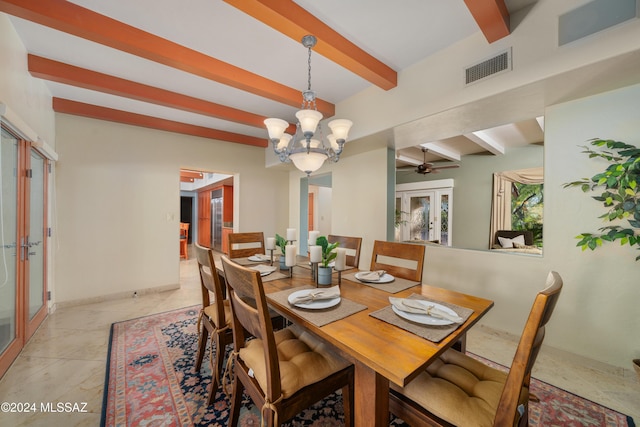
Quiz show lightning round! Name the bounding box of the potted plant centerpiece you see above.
[315,236,339,285]
[275,233,288,270]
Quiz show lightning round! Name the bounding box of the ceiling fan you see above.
[400,147,460,174]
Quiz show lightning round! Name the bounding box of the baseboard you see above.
[53,283,180,309]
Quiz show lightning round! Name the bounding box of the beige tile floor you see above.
[0,252,638,426]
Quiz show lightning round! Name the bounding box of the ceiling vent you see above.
[465,48,512,85]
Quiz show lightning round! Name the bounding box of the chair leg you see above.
[342,383,354,427]
[229,374,244,427]
[195,327,209,372]
[207,334,226,405]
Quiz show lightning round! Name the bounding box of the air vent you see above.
[465,49,512,85]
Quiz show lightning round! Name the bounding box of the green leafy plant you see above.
[275,233,287,255]
[563,138,640,260]
[315,236,339,267]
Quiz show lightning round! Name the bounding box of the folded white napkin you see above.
[389,297,464,324]
[251,254,270,261]
[249,264,277,275]
[291,286,341,304]
[358,270,386,281]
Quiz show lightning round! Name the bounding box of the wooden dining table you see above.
[251,258,495,427]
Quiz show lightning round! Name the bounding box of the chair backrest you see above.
[194,243,226,327]
[228,232,265,259]
[494,271,563,426]
[221,256,282,400]
[328,235,362,268]
[180,222,189,238]
[370,240,425,282]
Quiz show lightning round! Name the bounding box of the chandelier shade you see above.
[264,35,353,176]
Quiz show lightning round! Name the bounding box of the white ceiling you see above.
[6,0,541,166]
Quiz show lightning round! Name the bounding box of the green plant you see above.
[315,236,339,267]
[563,138,640,260]
[275,233,287,255]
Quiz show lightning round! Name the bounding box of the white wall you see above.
[0,14,54,144]
[54,114,289,303]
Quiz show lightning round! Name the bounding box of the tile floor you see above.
[0,252,638,426]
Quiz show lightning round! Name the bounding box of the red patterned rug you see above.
[101,306,635,426]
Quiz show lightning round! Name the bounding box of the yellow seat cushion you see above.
[203,299,231,328]
[391,349,528,427]
[239,324,349,398]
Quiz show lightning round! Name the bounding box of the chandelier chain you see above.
[307,44,312,92]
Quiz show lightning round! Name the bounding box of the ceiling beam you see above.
[0,0,334,116]
[28,55,296,134]
[53,98,267,147]
[180,170,204,179]
[464,0,510,43]
[420,143,461,162]
[223,0,397,90]
[464,131,505,155]
[395,153,423,166]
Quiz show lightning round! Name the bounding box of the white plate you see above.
[248,255,270,262]
[354,272,395,283]
[249,265,277,276]
[287,289,341,309]
[391,300,457,326]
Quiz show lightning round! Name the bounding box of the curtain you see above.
[489,167,543,248]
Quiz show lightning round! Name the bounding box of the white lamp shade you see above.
[289,151,327,174]
[295,109,323,135]
[264,118,289,140]
[327,134,339,151]
[277,133,292,150]
[328,119,353,140]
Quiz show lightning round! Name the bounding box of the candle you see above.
[335,248,346,271]
[308,230,320,246]
[286,228,296,241]
[285,244,297,267]
[266,237,275,250]
[309,245,322,263]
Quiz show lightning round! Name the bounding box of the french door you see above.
[0,127,48,378]
[396,188,453,246]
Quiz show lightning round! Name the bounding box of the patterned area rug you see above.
[101,306,635,426]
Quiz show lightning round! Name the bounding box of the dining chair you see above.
[389,271,563,427]
[194,243,233,405]
[228,231,265,259]
[221,256,354,427]
[179,222,190,259]
[370,240,425,282]
[328,234,362,268]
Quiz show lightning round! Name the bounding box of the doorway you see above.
[0,127,49,378]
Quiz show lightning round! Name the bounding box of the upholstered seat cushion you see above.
[391,349,528,427]
[239,324,349,398]
[203,299,231,328]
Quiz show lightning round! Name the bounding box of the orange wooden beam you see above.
[180,170,203,179]
[53,98,267,148]
[464,0,510,43]
[28,54,296,134]
[0,0,334,116]
[223,0,397,90]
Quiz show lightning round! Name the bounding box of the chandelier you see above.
[264,35,353,176]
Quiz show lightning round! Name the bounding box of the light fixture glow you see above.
[264,35,352,176]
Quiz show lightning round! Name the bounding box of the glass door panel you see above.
[0,129,18,356]
[440,193,450,246]
[408,192,434,242]
[28,150,45,320]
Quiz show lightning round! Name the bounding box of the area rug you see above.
[101,306,635,426]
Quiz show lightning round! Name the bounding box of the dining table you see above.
[222,255,494,427]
